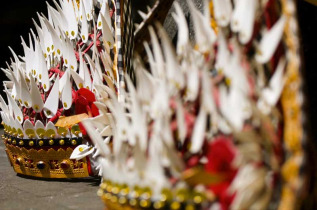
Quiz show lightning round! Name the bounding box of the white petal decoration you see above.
[62,0,78,40]
[70,69,84,89]
[43,77,60,118]
[190,109,207,153]
[149,26,164,78]
[97,0,111,30]
[37,41,50,92]
[188,0,216,52]
[100,126,112,136]
[173,2,189,55]
[18,70,32,108]
[37,14,53,56]
[45,121,59,137]
[258,58,286,114]
[59,69,68,93]
[10,71,21,101]
[23,119,34,132]
[80,0,89,43]
[83,0,93,21]
[30,75,44,113]
[0,95,9,113]
[82,120,111,157]
[35,120,45,130]
[43,17,63,58]
[83,57,92,90]
[100,13,114,48]
[6,91,23,124]
[231,0,258,44]
[213,0,232,27]
[255,16,286,64]
[61,70,72,110]
[70,145,95,160]
[158,23,185,91]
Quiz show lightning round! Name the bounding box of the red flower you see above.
[75,88,99,117]
[75,88,99,136]
[205,136,237,210]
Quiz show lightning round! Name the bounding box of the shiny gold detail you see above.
[25,129,36,138]
[71,65,74,70]
[71,31,75,36]
[19,140,24,146]
[34,105,39,110]
[57,49,61,55]
[63,102,68,108]
[140,200,150,208]
[12,128,17,136]
[193,195,203,204]
[65,59,68,64]
[47,47,50,52]
[36,128,46,138]
[98,21,102,27]
[118,197,127,205]
[183,167,224,186]
[17,116,21,122]
[82,35,85,40]
[57,127,68,137]
[16,157,23,165]
[170,201,181,210]
[129,199,137,206]
[49,140,54,145]
[153,201,164,209]
[70,140,77,146]
[79,83,83,88]
[55,113,89,128]
[66,31,69,36]
[46,110,51,116]
[39,74,42,79]
[45,129,56,138]
[185,204,195,210]
[279,0,304,209]
[39,140,44,146]
[59,140,65,145]
[43,84,47,89]
[29,141,34,146]
[12,140,16,145]
[79,147,84,152]
[110,195,118,203]
[24,101,29,106]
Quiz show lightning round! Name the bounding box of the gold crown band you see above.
[2,134,82,147]
[2,136,91,179]
[98,180,211,210]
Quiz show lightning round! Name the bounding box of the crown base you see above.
[98,180,209,210]
[3,137,91,179]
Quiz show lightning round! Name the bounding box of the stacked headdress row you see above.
[83,0,307,209]
[0,0,133,178]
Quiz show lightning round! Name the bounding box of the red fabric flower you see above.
[205,136,237,210]
[74,88,99,136]
[75,88,99,117]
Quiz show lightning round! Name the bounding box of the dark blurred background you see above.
[0,1,49,94]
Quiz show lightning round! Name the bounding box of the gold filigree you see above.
[5,143,89,178]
